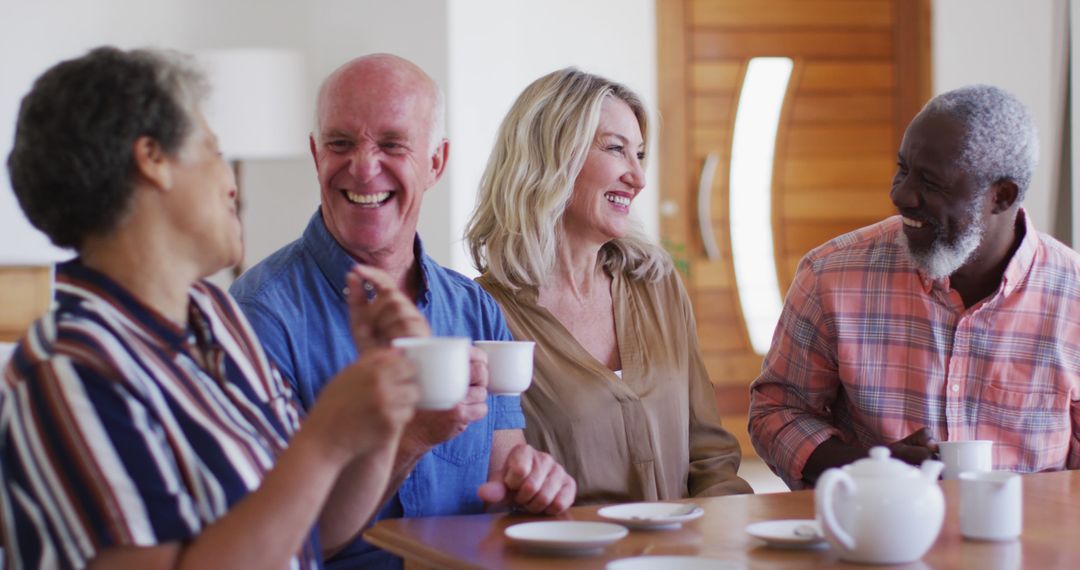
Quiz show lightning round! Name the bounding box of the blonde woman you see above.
[466,68,752,503]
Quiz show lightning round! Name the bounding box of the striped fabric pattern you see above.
[0,262,320,569]
[749,212,1080,489]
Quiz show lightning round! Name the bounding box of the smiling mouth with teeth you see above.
[605,193,631,207]
[901,217,924,228]
[344,190,393,208]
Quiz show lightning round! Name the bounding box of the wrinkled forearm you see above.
[318,444,399,556]
[90,435,345,569]
[371,429,432,508]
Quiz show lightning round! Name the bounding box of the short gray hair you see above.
[923,84,1039,201]
[8,46,207,250]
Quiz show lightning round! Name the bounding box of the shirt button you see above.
[951,384,960,393]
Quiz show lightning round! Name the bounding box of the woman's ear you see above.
[131,136,173,191]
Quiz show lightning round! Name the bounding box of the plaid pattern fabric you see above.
[749,211,1080,489]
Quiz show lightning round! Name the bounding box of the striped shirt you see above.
[749,211,1080,489]
[0,261,320,569]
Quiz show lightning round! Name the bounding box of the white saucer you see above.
[745,519,828,549]
[505,521,628,555]
[597,502,705,530]
[607,555,745,569]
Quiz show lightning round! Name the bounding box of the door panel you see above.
[657,0,931,456]
[692,30,895,59]
[690,0,894,28]
[0,266,52,342]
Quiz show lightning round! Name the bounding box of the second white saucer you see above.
[597,502,704,530]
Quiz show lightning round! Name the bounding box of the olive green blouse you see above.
[478,269,752,504]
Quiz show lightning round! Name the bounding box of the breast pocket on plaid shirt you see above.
[977,383,1070,472]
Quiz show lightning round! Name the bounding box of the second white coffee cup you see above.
[474,340,535,395]
[959,470,1022,541]
[938,440,993,480]
[391,337,470,410]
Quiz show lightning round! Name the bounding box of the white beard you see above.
[897,196,986,280]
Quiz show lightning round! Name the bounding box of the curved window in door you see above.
[729,57,793,355]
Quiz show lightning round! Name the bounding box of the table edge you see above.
[365,524,486,570]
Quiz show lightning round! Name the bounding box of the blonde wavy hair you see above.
[465,68,672,291]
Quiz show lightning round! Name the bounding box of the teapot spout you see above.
[920,459,944,480]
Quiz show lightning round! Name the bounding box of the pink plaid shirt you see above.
[749,211,1080,489]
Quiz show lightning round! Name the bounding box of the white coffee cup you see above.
[938,440,993,480]
[474,340,535,395]
[391,337,470,410]
[959,471,1022,541]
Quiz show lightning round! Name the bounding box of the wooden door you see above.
[657,0,931,455]
[0,266,52,342]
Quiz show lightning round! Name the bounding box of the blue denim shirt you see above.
[231,211,523,569]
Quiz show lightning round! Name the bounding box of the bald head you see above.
[315,54,445,154]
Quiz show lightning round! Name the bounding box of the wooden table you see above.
[365,470,1079,569]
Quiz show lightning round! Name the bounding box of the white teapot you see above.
[816,446,945,564]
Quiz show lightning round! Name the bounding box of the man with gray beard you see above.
[748,85,1080,489]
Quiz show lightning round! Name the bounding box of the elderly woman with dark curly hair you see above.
[465,68,753,504]
[1,46,427,569]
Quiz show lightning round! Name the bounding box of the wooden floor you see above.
[738,456,789,494]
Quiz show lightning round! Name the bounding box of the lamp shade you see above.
[196,48,308,160]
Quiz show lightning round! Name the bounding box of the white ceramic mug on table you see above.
[938,440,993,480]
[959,470,1022,541]
[391,337,470,410]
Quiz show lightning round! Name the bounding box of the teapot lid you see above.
[845,446,919,478]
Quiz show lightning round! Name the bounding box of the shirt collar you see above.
[414,238,435,308]
[56,259,191,350]
[911,208,1038,297]
[999,208,1038,297]
[301,208,433,304]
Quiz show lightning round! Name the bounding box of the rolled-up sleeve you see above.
[678,278,753,497]
[492,394,525,430]
[748,256,844,489]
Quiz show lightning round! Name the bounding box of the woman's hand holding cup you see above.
[303,348,420,466]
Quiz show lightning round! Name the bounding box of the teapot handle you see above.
[816,467,855,550]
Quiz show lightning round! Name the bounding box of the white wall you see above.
[1073,0,1080,247]
[3,1,1072,274]
[183,0,314,281]
[0,0,189,264]
[0,0,657,275]
[933,0,1069,237]
[309,0,452,266]
[0,0,314,269]
[0,1,454,270]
